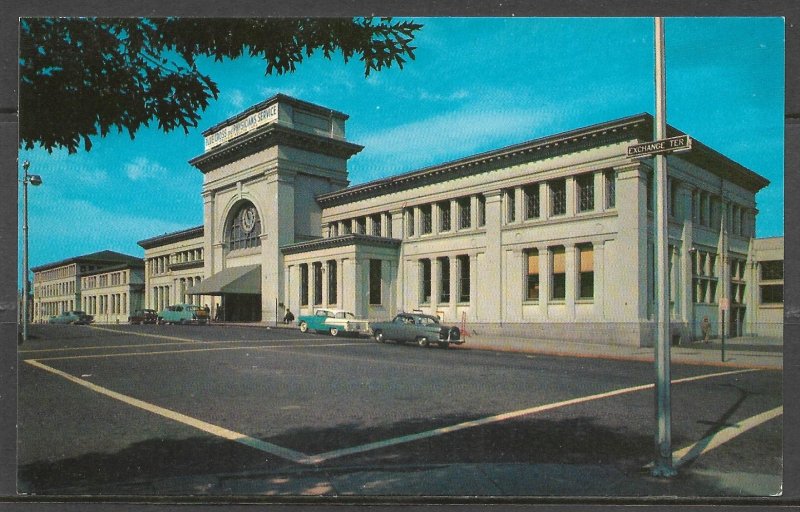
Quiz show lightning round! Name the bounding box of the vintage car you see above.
[369,312,463,348]
[297,308,369,337]
[157,304,209,325]
[48,310,94,325]
[128,308,158,325]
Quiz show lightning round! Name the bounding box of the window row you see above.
[329,212,393,238]
[418,255,471,304]
[83,293,128,315]
[36,300,74,318]
[37,280,75,298]
[524,245,594,302]
[149,250,204,276]
[406,195,486,237]
[36,264,77,283]
[298,259,385,307]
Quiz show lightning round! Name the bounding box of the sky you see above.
[18,17,785,278]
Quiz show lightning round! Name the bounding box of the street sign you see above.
[627,135,692,158]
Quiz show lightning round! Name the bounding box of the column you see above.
[483,190,503,321]
[469,253,478,320]
[449,256,458,319]
[413,206,422,237]
[539,246,550,318]
[565,244,577,320]
[541,182,550,220]
[593,242,605,318]
[514,187,524,223]
[470,195,479,229]
[566,176,576,216]
[431,257,441,314]
[390,209,404,240]
[321,262,329,306]
[595,171,606,212]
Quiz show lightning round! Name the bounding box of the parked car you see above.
[48,310,94,325]
[297,308,369,337]
[370,312,463,348]
[157,304,209,325]
[128,309,158,325]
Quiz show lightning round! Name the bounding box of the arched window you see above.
[228,202,261,250]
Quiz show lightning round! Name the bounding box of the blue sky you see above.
[18,17,784,276]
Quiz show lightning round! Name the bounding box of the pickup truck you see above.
[370,312,463,348]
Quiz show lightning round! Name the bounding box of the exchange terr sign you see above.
[627,135,692,158]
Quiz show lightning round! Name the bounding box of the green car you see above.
[48,310,94,325]
[157,304,209,325]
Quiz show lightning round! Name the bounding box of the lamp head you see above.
[22,160,30,171]
[28,175,43,186]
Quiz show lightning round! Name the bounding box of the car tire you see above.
[417,336,429,348]
[374,330,385,343]
[329,327,339,337]
[299,321,308,333]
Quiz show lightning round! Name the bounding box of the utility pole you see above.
[652,16,676,477]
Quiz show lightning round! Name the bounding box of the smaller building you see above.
[746,236,784,338]
[137,226,215,316]
[31,250,143,323]
[80,262,145,324]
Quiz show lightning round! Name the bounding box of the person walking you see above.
[283,308,295,324]
[701,316,711,343]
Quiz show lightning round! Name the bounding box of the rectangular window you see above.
[371,214,382,236]
[369,259,382,305]
[477,195,486,227]
[551,246,566,300]
[420,259,432,303]
[438,257,450,303]
[342,221,352,235]
[524,185,540,219]
[578,244,594,299]
[300,263,309,306]
[327,260,339,304]
[550,179,566,216]
[760,260,783,280]
[355,217,366,235]
[313,262,323,305]
[330,223,338,237]
[421,204,433,234]
[576,174,595,212]
[439,201,452,231]
[505,188,516,223]
[761,284,783,304]
[669,178,679,218]
[458,197,471,229]
[458,255,470,302]
[525,249,539,301]
[605,170,616,208]
[406,208,415,237]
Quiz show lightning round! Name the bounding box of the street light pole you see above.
[652,17,676,477]
[21,160,42,343]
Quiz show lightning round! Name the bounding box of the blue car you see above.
[297,308,369,337]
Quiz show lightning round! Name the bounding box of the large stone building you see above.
[31,250,143,323]
[28,94,777,344]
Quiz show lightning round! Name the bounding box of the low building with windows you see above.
[80,262,146,324]
[746,236,784,338]
[137,226,215,316]
[130,94,780,347]
[31,250,143,323]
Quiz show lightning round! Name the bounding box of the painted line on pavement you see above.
[19,337,322,355]
[30,342,365,361]
[305,368,761,464]
[24,358,311,464]
[89,325,200,343]
[672,406,783,468]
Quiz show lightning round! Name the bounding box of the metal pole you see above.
[652,17,676,477]
[22,165,30,343]
[721,309,726,362]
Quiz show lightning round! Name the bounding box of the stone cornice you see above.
[316,113,770,207]
[281,234,402,255]
[137,226,204,249]
[189,124,363,173]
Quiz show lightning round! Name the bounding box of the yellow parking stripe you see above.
[31,342,365,361]
[24,358,311,464]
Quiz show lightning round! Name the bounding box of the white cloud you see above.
[125,157,168,182]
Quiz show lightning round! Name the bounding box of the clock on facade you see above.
[242,207,257,233]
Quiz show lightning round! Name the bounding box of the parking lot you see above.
[17,323,782,496]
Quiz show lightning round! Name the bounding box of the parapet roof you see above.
[137,225,204,250]
[31,250,143,273]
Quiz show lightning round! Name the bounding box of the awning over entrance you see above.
[187,264,261,295]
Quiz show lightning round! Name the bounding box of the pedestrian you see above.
[215,303,223,322]
[203,304,211,323]
[701,316,711,343]
[283,308,295,324]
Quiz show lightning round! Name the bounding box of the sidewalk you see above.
[221,321,783,370]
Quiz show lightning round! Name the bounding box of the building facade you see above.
[80,263,146,324]
[130,95,780,346]
[137,226,214,314]
[31,250,143,323]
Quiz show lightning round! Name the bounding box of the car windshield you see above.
[334,312,356,319]
[416,316,439,326]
